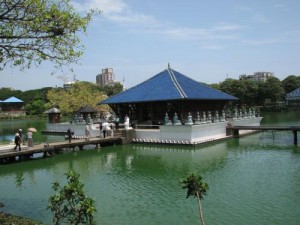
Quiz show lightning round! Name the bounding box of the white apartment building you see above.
[239,72,274,82]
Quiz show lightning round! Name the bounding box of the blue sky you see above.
[1,0,300,91]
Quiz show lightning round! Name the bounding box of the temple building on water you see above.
[100,65,262,145]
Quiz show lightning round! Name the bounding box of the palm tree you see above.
[180,174,209,225]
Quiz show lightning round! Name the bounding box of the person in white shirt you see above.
[27,131,33,148]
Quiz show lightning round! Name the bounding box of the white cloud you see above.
[72,0,243,47]
[242,30,300,46]
[212,23,244,32]
[72,0,158,28]
[273,4,289,11]
[201,45,224,50]
[235,5,269,24]
[242,38,280,45]
[234,6,253,13]
[71,0,127,14]
[251,13,269,23]
[163,24,241,42]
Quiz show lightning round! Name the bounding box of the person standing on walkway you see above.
[102,121,109,138]
[115,116,120,130]
[27,130,33,148]
[67,128,73,143]
[18,129,23,144]
[14,133,21,151]
[85,126,90,141]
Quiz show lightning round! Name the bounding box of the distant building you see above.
[96,68,121,88]
[239,72,274,82]
[63,81,77,89]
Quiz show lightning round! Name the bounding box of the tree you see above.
[24,99,46,115]
[180,174,209,225]
[241,79,259,106]
[261,77,285,103]
[0,0,98,71]
[48,170,96,225]
[0,87,22,100]
[281,75,300,94]
[102,83,123,96]
[209,83,220,90]
[47,81,109,114]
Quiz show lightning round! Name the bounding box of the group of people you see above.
[65,115,127,143]
[66,126,91,143]
[14,128,34,151]
[100,121,113,138]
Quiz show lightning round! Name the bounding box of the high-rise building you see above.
[96,68,116,88]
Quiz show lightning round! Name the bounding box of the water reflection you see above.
[1,113,300,225]
[15,172,24,187]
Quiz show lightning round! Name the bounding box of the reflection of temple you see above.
[101,66,263,144]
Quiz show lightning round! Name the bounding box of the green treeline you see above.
[0,82,123,116]
[210,75,300,107]
[0,75,299,116]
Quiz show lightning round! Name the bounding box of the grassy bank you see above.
[0,212,43,225]
[0,203,43,225]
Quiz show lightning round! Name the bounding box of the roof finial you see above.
[168,62,170,69]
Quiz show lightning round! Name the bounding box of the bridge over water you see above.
[0,136,124,164]
[229,126,300,145]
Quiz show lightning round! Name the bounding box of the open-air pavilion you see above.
[101,66,238,126]
[99,66,263,145]
[0,96,25,117]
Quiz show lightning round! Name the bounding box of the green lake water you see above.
[0,111,300,225]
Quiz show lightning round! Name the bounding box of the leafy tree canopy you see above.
[101,83,123,96]
[281,75,300,94]
[48,170,96,225]
[47,81,109,114]
[261,77,285,102]
[0,0,99,72]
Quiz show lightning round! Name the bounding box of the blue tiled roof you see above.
[2,96,24,103]
[101,68,238,104]
[286,87,300,100]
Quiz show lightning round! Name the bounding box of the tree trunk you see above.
[196,191,206,225]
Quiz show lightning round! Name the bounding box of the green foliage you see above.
[47,81,108,114]
[260,77,285,102]
[0,88,22,100]
[219,76,289,106]
[180,174,209,225]
[0,0,99,72]
[0,87,52,115]
[24,99,46,115]
[48,170,96,225]
[0,213,43,225]
[180,174,209,200]
[281,75,300,94]
[209,83,220,90]
[101,83,123,96]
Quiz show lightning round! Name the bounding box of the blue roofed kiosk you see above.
[100,65,263,145]
[0,96,25,118]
